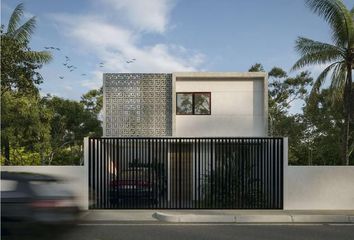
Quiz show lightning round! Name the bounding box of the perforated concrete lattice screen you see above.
[104,73,172,137]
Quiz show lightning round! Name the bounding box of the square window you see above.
[176,92,211,115]
[176,93,193,115]
[194,93,211,115]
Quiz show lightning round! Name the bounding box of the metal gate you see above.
[88,137,284,209]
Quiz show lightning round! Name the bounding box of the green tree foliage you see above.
[292,0,354,165]
[267,67,314,164]
[299,89,347,165]
[1,4,102,165]
[1,92,52,165]
[1,91,103,165]
[248,63,265,72]
[80,87,103,115]
[43,95,102,165]
[1,3,53,164]
[249,61,354,165]
[248,63,353,165]
[1,3,52,96]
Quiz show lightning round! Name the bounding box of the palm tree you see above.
[1,3,52,164]
[292,0,354,165]
[3,3,52,66]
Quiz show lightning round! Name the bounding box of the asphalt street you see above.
[3,222,354,240]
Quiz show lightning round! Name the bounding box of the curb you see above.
[236,215,292,223]
[153,212,235,223]
[154,212,354,223]
[291,215,350,223]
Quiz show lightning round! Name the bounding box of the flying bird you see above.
[59,76,64,79]
[126,58,136,64]
[81,73,86,76]
[44,46,61,51]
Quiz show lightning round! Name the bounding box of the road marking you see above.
[78,223,325,226]
[329,224,354,226]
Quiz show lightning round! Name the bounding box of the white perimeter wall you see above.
[174,75,267,137]
[1,165,88,210]
[285,166,354,210]
[3,137,354,211]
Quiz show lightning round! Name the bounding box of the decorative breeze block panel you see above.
[104,73,172,137]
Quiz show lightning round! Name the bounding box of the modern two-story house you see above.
[88,72,283,210]
[103,72,268,137]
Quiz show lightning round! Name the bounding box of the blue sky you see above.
[1,0,353,105]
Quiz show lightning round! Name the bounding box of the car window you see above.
[1,180,18,192]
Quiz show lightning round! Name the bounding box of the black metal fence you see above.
[88,137,284,209]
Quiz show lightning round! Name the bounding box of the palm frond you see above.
[294,37,344,57]
[291,38,343,70]
[330,63,346,90]
[24,50,53,64]
[329,63,346,101]
[10,16,36,42]
[309,61,341,98]
[306,0,354,47]
[6,3,24,34]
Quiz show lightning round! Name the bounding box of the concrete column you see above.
[283,137,288,210]
[83,137,89,210]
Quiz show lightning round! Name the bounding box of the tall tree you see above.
[1,3,52,164]
[291,0,354,165]
[249,64,315,164]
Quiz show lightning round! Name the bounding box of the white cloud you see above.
[101,0,174,33]
[51,6,205,90]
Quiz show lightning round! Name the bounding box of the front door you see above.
[170,143,192,207]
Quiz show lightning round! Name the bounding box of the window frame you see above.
[176,92,211,115]
[176,92,194,115]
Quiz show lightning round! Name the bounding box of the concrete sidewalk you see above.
[81,210,354,223]
[154,210,354,223]
[81,210,158,222]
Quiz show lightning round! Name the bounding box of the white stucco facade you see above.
[103,72,268,137]
[172,72,268,137]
